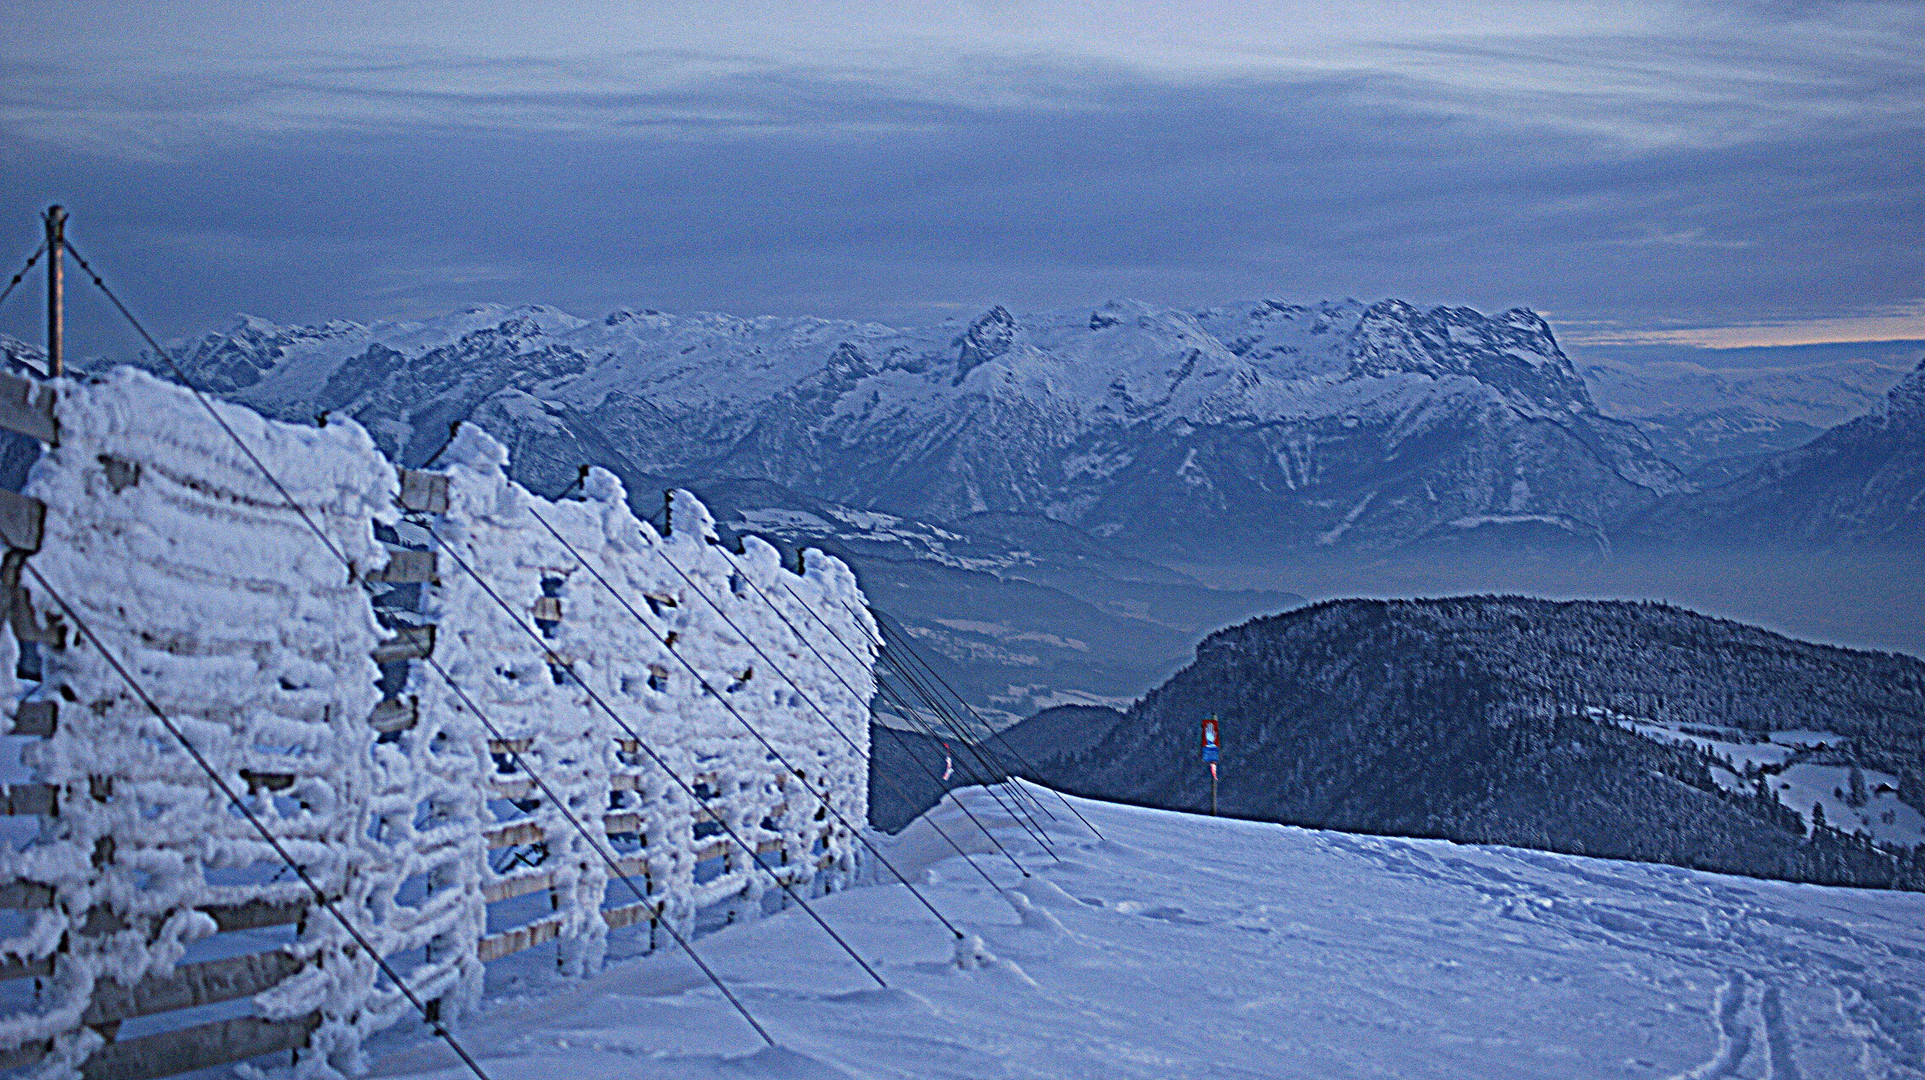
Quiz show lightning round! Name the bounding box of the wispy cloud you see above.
[0,1,1916,347]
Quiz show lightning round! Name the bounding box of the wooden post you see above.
[43,206,65,378]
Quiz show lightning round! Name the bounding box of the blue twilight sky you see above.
[0,0,1920,356]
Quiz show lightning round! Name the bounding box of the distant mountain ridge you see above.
[1631,361,1925,548]
[131,297,1685,558]
[1579,352,1913,470]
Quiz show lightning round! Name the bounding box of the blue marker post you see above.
[1201,716,1220,815]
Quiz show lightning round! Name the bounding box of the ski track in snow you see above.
[362,784,1925,1080]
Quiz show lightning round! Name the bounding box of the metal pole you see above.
[1211,763,1217,816]
[43,205,65,377]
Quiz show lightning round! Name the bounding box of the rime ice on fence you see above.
[0,372,876,1079]
[408,427,873,989]
[9,368,395,1077]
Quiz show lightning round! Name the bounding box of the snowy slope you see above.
[133,298,1684,558]
[1581,354,1913,472]
[364,782,1925,1080]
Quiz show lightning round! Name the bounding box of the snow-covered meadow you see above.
[367,782,1925,1080]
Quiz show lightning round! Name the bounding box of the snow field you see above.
[1585,708,1925,847]
[366,781,1925,1080]
[0,370,876,1078]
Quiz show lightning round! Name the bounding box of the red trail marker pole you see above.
[1201,716,1219,816]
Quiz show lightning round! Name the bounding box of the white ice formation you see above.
[0,368,874,1078]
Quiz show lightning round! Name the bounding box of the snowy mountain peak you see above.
[1087,297,1165,331]
[0,333,46,376]
[1345,301,1591,416]
[173,312,369,393]
[954,305,1019,382]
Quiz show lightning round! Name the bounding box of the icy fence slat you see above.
[0,372,875,1078]
[78,1012,321,1080]
[0,372,57,444]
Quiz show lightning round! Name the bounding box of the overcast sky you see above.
[0,1,1919,354]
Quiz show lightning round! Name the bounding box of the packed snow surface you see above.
[366,782,1925,1080]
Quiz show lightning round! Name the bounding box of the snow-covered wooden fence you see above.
[0,368,874,1078]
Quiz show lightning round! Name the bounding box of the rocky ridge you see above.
[135,297,1686,558]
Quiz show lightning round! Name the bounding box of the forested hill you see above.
[1038,597,1925,890]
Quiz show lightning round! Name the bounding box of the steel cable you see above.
[525,493,1023,893]
[872,611,1103,839]
[0,242,46,313]
[688,533,1034,880]
[414,513,891,983]
[19,563,498,1080]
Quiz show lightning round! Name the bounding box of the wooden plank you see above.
[611,853,650,879]
[367,549,437,584]
[477,916,563,962]
[0,1038,51,1072]
[0,372,56,444]
[609,773,642,791]
[371,624,434,664]
[532,596,562,622]
[239,769,295,794]
[80,1011,320,1080]
[0,490,44,553]
[10,699,55,736]
[603,811,643,835]
[602,900,658,931]
[8,590,62,646]
[484,821,544,849]
[487,776,537,799]
[396,468,449,514]
[369,698,416,735]
[204,898,308,933]
[483,871,557,904]
[0,880,56,909]
[697,840,729,863]
[487,737,533,754]
[0,954,52,981]
[0,783,55,816]
[82,949,303,1027]
[81,907,128,936]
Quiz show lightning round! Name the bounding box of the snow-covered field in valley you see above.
[368,782,1925,1080]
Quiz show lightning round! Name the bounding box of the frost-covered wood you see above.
[0,371,876,1079]
[393,425,874,991]
[0,490,44,553]
[9,368,394,1078]
[0,372,57,445]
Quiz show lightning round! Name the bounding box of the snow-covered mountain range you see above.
[1580,351,1913,478]
[16,298,1920,713]
[132,297,1685,558]
[1633,360,1925,548]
